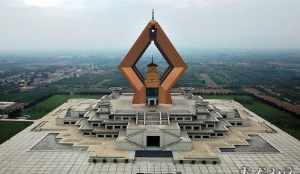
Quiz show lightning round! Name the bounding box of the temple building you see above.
[57,90,235,151]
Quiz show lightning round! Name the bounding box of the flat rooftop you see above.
[55,99,98,119]
[0,102,16,110]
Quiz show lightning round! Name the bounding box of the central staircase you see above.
[136,111,170,125]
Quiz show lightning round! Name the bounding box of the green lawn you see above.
[0,121,33,144]
[25,94,102,120]
[203,95,300,140]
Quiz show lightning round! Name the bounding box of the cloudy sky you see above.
[0,0,299,51]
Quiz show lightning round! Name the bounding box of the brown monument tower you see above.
[119,10,187,104]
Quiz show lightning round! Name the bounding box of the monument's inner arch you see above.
[132,40,174,84]
[134,44,170,81]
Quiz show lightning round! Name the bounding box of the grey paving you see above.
[0,111,300,174]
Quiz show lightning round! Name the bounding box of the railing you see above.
[134,111,170,125]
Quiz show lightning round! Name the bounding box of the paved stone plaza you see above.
[0,99,299,174]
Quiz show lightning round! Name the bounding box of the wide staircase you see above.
[145,112,160,125]
[115,121,192,151]
[136,112,145,125]
[135,112,169,125]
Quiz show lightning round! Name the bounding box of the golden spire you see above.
[151,55,154,64]
[145,55,160,87]
[152,9,155,20]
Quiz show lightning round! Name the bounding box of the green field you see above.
[0,121,33,144]
[203,95,300,140]
[25,94,102,120]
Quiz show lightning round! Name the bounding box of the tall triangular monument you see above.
[119,10,187,105]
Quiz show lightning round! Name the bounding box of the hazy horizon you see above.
[0,0,300,51]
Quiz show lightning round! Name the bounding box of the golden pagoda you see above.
[144,57,160,105]
[145,56,160,88]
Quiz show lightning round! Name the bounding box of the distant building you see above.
[0,102,24,118]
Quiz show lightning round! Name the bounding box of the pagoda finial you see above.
[152,9,155,20]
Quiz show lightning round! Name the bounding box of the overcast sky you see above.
[0,0,299,51]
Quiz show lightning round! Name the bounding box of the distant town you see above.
[0,64,106,92]
[1,50,299,107]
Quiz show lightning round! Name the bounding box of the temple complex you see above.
[52,13,258,163]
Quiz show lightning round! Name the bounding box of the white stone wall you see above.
[118,126,192,151]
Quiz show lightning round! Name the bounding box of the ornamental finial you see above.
[152,9,155,20]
